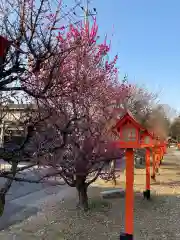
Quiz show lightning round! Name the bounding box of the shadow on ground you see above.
[87,185,180,240]
[0,202,38,231]
[152,179,180,187]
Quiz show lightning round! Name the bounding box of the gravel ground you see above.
[0,149,180,240]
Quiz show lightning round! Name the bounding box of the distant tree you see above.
[113,78,157,127]
[146,104,171,140]
[170,116,180,141]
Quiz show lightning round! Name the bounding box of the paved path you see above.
[0,168,67,230]
[1,167,63,201]
[0,185,69,230]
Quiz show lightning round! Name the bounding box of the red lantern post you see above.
[113,112,144,240]
[151,148,156,180]
[140,130,154,199]
[160,145,164,163]
[155,147,161,170]
[157,141,166,165]
[151,138,161,179]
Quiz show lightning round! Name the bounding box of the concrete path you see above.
[0,167,68,230]
[0,184,70,230]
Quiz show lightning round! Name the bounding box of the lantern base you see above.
[143,190,150,200]
[120,233,133,240]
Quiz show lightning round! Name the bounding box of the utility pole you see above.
[84,0,89,24]
[80,0,97,24]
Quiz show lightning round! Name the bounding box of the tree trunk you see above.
[0,193,5,216]
[76,176,88,211]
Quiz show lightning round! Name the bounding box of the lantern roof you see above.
[141,129,154,138]
[113,111,144,131]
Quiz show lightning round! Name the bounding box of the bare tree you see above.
[145,104,171,140]
[0,0,164,214]
[0,0,82,215]
[19,18,127,211]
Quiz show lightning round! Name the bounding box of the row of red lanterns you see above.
[111,112,167,240]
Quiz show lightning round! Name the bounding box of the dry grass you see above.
[1,150,180,239]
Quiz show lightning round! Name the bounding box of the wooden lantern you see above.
[152,137,163,178]
[155,140,164,160]
[113,112,144,239]
[113,112,144,149]
[140,130,154,148]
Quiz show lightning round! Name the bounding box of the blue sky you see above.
[44,0,180,112]
[91,0,180,111]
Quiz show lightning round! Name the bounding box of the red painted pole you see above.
[161,147,163,158]
[125,148,134,235]
[120,148,134,239]
[155,153,161,173]
[159,147,163,164]
[146,148,151,192]
[151,150,156,180]
[145,148,151,198]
